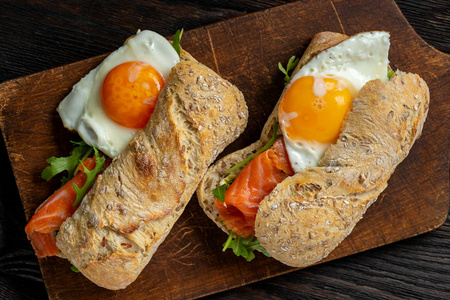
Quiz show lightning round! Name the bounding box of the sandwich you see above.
[196,31,429,266]
[25,30,248,289]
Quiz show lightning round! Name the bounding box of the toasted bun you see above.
[56,50,248,290]
[196,32,430,268]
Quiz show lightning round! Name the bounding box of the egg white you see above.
[281,31,391,173]
[57,30,180,157]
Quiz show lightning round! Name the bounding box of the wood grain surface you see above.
[0,0,449,299]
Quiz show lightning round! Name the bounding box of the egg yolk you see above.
[102,61,165,129]
[279,76,353,144]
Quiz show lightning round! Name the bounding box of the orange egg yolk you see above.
[279,76,354,144]
[101,61,165,129]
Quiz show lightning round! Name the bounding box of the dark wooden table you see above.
[0,1,448,299]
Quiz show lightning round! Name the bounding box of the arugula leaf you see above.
[61,176,70,186]
[70,265,80,273]
[222,230,271,262]
[278,55,300,85]
[212,174,237,202]
[213,184,228,203]
[41,141,92,183]
[226,122,281,175]
[172,28,184,56]
[387,67,395,79]
[72,148,106,207]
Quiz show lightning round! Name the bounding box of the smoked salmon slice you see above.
[215,138,294,238]
[25,158,97,258]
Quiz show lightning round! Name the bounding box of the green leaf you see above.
[41,141,92,183]
[61,176,70,186]
[222,231,235,250]
[222,230,270,262]
[387,67,395,79]
[212,174,237,202]
[278,62,287,76]
[279,55,300,85]
[70,265,80,273]
[172,28,184,56]
[287,55,300,72]
[226,122,281,175]
[213,183,228,203]
[72,148,106,207]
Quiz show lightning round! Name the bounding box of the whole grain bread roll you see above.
[56,51,248,290]
[196,32,348,232]
[196,32,429,268]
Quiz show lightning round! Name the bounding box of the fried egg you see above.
[278,31,390,172]
[57,30,180,157]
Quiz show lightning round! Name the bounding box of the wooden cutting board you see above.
[0,0,448,299]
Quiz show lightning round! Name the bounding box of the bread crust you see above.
[56,51,248,290]
[196,32,430,267]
